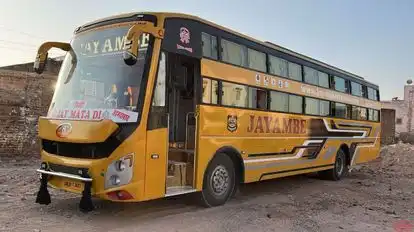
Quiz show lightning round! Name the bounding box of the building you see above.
[381,80,414,137]
[0,56,64,74]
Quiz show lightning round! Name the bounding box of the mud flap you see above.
[79,175,94,212]
[35,173,51,205]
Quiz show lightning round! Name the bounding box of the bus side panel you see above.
[196,105,381,187]
[196,105,327,186]
[351,123,381,165]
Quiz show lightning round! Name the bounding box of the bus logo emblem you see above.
[56,123,72,138]
[179,27,190,44]
[227,115,238,132]
[177,27,193,53]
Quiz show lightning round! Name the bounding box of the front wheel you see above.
[199,153,236,207]
[319,148,348,181]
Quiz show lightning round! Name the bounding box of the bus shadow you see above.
[49,174,321,221]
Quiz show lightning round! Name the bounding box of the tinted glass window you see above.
[368,87,379,101]
[270,91,288,112]
[222,82,248,107]
[334,76,346,92]
[352,106,367,120]
[249,88,267,109]
[248,48,266,72]
[289,95,303,113]
[320,100,330,116]
[334,102,348,118]
[202,33,218,59]
[288,62,302,81]
[221,39,247,67]
[269,55,288,77]
[305,97,319,115]
[319,72,329,88]
[304,66,318,85]
[368,109,379,121]
[202,78,218,104]
[351,82,363,97]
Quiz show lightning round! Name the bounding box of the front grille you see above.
[42,138,119,159]
[41,126,123,159]
[41,122,138,159]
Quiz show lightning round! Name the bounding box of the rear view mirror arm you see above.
[34,42,71,74]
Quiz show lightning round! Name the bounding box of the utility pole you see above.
[407,79,413,132]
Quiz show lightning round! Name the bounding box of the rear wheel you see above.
[199,153,235,207]
[319,148,348,181]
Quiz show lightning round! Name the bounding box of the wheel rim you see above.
[336,155,344,176]
[210,165,230,196]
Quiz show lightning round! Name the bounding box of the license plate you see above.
[63,180,83,191]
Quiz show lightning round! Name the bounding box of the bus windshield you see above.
[47,25,153,123]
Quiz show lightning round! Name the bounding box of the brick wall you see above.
[0,70,57,157]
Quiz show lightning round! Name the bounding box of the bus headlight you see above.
[115,160,126,172]
[105,153,134,189]
[110,175,121,185]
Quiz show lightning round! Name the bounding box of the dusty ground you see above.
[0,144,413,232]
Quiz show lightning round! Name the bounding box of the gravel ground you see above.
[0,144,413,232]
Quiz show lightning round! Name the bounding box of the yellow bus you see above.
[33,12,381,212]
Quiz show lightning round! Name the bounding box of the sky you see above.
[0,0,412,100]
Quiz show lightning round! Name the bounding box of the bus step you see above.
[165,186,197,197]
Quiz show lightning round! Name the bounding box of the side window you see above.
[351,82,363,97]
[318,72,329,88]
[249,87,267,110]
[334,76,346,92]
[202,32,218,60]
[152,52,166,107]
[304,66,329,88]
[352,106,367,120]
[288,62,302,81]
[368,87,375,100]
[269,55,288,77]
[202,78,212,103]
[368,109,379,121]
[221,81,248,107]
[289,95,303,114]
[333,102,349,118]
[368,87,379,101]
[211,80,219,104]
[202,78,219,104]
[319,100,330,116]
[304,66,318,85]
[270,91,288,112]
[221,39,247,67]
[248,48,266,72]
[305,97,319,115]
[148,52,167,130]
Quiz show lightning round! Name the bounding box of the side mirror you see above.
[33,41,71,74]
[174,66,187,90]
[123,22,164,66]
[34,52,48,74]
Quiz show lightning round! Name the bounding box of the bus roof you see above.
[78,12,379,89]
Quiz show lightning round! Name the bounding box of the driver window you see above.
[148,51,167,130]
[152,52,166,106]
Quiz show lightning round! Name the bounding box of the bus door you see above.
[165,52,200,196]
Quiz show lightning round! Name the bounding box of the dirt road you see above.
[1,144,413,232]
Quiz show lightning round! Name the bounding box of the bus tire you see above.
[318,148,348,181]
[199,153,235,207]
